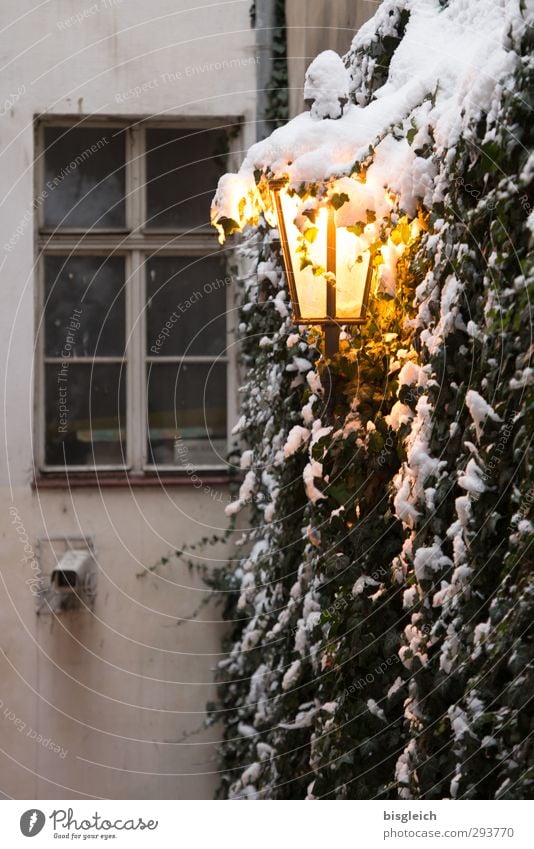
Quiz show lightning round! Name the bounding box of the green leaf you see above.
[219,217,241,238]
[330,192,350,210]
[347,222,365,236]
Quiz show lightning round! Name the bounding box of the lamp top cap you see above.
[304,50,351,121]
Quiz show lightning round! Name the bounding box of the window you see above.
[36,120,235,473]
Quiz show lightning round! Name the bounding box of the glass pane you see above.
[43,126,126,228]
[335,231,371,320]
[45,364,126,466]
[147,362,226,466]
[145,127,228,230]
[146,255,227,356]
[278,190,328,320]
[44,256,125,357]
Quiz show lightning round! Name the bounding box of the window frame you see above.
[35,116,238,475]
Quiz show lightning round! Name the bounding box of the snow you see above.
[303,460,326,504]
[241,761,262,786]
[386,401,414,431]
[352,575,379,596]
[367,698,387,722]
[257,742,275,761]
[403,585,418,609]
[304,50,351,120]
[225,470,257,516]
[283,425,310,458]
[458,458,486,495]
[257,260,279,286]
[449,706,472,741]
[393,475,420,527]
[387,676,404,699]
[213,0,521,243]
[237,722,257,738]
[231,414,247,435]
[398,360,427,389]
[454,495,472,529]
[301,395,317,426]
[413,539,452,581]
[465,389,501,440]
[395,738,417,798]
[420,274,464,354]
[509,367,534,389]
[240,449,253,470]
[310,420,333,448]
[306,370,323,396]
[279,702,318,730]
[450,772,462,799]
[473,620,491,656]
[264,503,275,523]
[287,356,313,374]
[282,659,302,691]
[273,290,289,318]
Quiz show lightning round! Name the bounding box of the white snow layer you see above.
[304,50,351,120]
[465,389,501,440]
[213,0,521,228]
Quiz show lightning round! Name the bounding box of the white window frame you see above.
[34,116,238,474]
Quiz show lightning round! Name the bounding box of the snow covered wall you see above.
[210,0,533,799]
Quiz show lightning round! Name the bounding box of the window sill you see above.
[32,471,237,490]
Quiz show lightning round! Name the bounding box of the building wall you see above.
[0,0,256,800]
[286,0,375,117]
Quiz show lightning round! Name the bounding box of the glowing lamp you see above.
[270,179,373,356]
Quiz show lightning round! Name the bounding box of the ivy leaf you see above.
[304,227,319,243]
[325,481,354,506]
[218,216,241,238]
[330,192,350,210]
[347,222,365,236]
[407,119,418,145]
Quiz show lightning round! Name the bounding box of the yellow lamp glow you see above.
[270,179,374,355]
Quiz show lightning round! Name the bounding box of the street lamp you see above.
[269,179,374,357]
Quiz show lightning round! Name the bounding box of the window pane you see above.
[44,255,125,357]
[43,126,126,228]
[45,364,126,466]
[145,127,228,230]
[147,362,226,466]
[146,255,227,357]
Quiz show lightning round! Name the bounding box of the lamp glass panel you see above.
[335,227,371,320]
[278,190,327,320]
